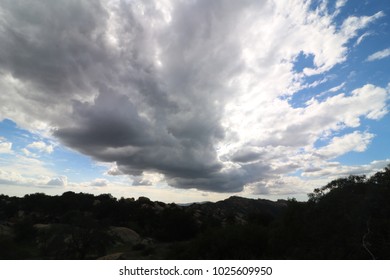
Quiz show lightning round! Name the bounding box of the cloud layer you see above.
[1,0,389,195]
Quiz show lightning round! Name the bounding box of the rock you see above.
[97,252,124,260]
[33,224,51,230]
[140,237,154,246]
[0,224,12,237]
[109,226,140,244]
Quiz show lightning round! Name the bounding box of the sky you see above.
[0,0,389,203]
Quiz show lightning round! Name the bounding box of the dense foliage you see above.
[0,165,389,259]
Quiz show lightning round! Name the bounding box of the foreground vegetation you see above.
[1,165,390,259]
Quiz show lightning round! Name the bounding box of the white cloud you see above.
[328,82,346,93]
[355,32,372,46]
[26,141,54,154]
[0,144,60,190]
[21,148,38,157]
[0,153,54,178]
[0,169,25,185]
[302,159,390,179]
[366,48,390,62]
[256,158,390,198]
[105,164,122,176]
[335,0,348,9]
[316,131,374,159]
[0,168,51,187]
[340,11,384,38]
[226,84,388,153]
[0,138,12,154]
[317,82,346,98]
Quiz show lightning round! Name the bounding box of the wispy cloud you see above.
[336,0,348,9]
[366,48,390,62]
[355,32,372,46]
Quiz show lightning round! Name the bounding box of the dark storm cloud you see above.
[0,0,111,96]
[0,0,290,193]
[166,161,272,193]
[54,89,154,148]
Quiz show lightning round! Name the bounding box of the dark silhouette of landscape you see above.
[1,165,389,260]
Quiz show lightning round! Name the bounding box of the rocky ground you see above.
[0,194,285,259]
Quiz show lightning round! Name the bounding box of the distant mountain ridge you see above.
[187,196,286,226]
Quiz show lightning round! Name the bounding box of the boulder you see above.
[109,226,140,244]
[0,224,12,237]
[98,252,124,260]
[33,223,51,231]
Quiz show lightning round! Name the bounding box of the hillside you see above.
[1,165,390,259]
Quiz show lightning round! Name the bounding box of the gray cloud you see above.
[55,89,154,149]
[0,0,109,94]
[132,177,152,187]
[47,176,67,186]
[230,148,266,163]
[43,0,252,192]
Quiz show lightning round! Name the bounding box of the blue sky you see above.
[0,0,389,203]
